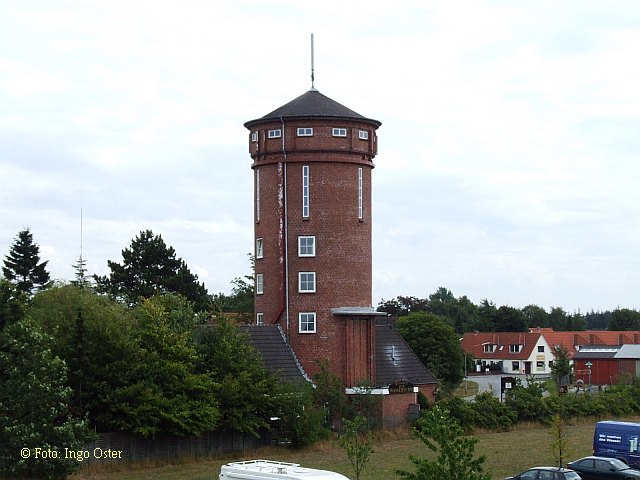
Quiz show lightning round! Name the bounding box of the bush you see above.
[472,392,516,431]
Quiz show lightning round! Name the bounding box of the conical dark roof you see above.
[244,88,381,128]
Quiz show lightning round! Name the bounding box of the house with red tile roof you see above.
[460,331,554,375]
[461,328,640,379]
[528,327,640,359]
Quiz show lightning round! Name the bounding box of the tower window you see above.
[298,236,316,257]
[251,131,258,142]
[299,312,316,333]
[255,170,260,223]
[359,130,369,140]
[332,128,347,137]
[268,129,281,139]
[256,313,264,326]
[256,273,264,294]
[256,238,264,259]
[297,127,313,137]
[298,272,316,293]
[358,167,363,220]
[302,165,310,218]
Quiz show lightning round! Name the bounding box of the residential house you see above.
[461,331,554,376]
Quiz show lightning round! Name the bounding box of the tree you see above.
[550,345,572,391]
[195,317,276,436]
[338,415,374,480]
[396,312,464,388]
[0,278,27,331]
[549,412,570,467]
[28,284,142,430]
[521,304,549,329]
[377,295,429,316]
[71,254,91,288]
[0,319,93,479]
[608,308,640,331]
[397,405,491,480]
[94,229,210,311]
[105,296,219,438]
[2,228,50,295]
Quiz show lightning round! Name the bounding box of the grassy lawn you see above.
[68,416,632,480]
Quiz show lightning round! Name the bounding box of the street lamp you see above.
[585,361,593,391]
[460,338,468,394]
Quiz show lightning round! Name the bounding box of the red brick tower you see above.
[244,87,383,386]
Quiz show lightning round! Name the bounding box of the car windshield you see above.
[608,458,630,470]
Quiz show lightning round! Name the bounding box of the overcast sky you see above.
[2,1,639,313]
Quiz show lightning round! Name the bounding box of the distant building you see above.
[461,327,640,384]
[244,86,437,427]
[460,331,554,375]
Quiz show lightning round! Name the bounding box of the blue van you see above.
[593,421,640,467]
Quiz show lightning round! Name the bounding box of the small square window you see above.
[298,272,316,293]
[299,312,316,333]
[536,361,545,371]
[332,128,347,137]
[268,129,281,139]
[256,273,264,295]
[256,313,264,325]
[256,238,264,259]
[359,130,369,140]
[297,127,313,137]
[538,346,545,353]
[512,361,520,371]
[298,236,315,257]
[251,131,258,142]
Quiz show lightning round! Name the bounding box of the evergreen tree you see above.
[0,278,27,331]
[2,228,50,295]
[71,254,91,288]
[94,230,210,311]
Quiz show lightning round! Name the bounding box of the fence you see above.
[82,430,269,464]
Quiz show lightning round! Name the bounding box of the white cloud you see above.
[1,0,640,311]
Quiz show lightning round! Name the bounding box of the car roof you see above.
[531,467,574,472]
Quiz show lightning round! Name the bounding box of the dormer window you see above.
[332,128,347,137]
[509,344,522,353]
[268,129,281,139]
[297,127,313,137]
[483,343,497,353]
[359,130,369,140]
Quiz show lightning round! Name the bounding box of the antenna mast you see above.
[310,33,315,89]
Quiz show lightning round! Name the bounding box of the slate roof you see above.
[240,325,309,383]
[244,89,381,128]
[573,345,620,359]
[375,318,438,387]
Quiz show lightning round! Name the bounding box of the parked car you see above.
[504,466,582,480]
[567,456,640,479]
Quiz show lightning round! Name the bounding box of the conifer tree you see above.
[2,228,50,295]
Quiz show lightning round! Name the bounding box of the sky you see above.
[1,1,639,313]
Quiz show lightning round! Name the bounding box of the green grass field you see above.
[68,416,633,480]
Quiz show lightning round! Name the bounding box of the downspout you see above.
[281,116,290,341]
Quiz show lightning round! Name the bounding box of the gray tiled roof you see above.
[375,318,439,388]
[244,89,381,128]
[241,325,309,383]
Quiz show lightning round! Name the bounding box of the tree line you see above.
[0,228,377,479]
[377,287,640,333]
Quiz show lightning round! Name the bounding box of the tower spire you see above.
[310,33,316,91]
